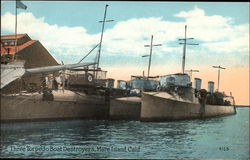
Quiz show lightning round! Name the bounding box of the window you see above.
[10,41,15,45]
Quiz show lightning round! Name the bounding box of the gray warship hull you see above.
[141,92,236,121]
[1,90,109,121]
[109,97,141,120]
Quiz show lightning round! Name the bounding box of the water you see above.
[1,107,249,159]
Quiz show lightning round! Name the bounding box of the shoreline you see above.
[235,105,250,108]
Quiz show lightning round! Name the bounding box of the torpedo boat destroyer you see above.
[141,25,236,121]
[110,25,237,121]
[141,73,236,121]
[1,5,123,122]
[0,59,114,121]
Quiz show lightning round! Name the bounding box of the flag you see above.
[16,0,27,10]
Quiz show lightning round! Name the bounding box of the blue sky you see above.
[2,1,249,34]
[1,1,249,105]
[1,1,249,71]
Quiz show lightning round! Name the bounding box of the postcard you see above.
[1,1,249,159]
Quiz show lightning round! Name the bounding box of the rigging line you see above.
[78,43,100,64]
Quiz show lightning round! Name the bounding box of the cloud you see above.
[1,7,249,68]
[103,17,184,57]
[1,12,100,62]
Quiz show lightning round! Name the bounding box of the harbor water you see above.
[1,107,249,159]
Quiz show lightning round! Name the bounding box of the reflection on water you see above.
[1,107,249,159]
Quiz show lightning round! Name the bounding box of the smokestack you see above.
[208,81,214,93]
[194,78,202,90]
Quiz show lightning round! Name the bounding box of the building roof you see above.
[1,34,27,40]
[1,40,37,55]
[1,34,37,55]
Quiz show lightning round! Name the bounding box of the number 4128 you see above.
[219,147,229,151]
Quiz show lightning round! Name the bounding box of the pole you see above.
[212,65,225,92]
[95,4,108,78]
[182,25,187,74]
[143,35,162,79]
[185,69,199,80]
[147,35,153,79]
[218,67,220,91]
[190,70,193,80]
[14,0,17,61]
[179,25,198,74]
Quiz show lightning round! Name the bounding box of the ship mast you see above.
[95,4,114,79]
[179,25,198,74]
[185,69,199,80]
[143,35,162,79]
[212,65,226,91]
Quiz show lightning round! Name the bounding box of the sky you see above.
[1,1,249,105]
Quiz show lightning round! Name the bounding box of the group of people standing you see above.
[41,72,68,92]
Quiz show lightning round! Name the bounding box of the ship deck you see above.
[1,89,106,103]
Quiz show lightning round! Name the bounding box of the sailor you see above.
[39,78,46,94]
[59,71,66,92]
[45,76,49,88]
[52,77,58,90]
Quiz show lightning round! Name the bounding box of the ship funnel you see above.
[106,78,114,88]
[208,81,214,93]
[194,78,202,90]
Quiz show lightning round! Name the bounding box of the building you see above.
[1,33,59,93]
